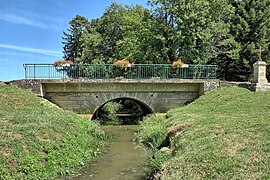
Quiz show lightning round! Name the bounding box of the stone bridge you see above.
[9,79,220,117]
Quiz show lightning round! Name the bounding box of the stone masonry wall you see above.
[7,79,221,114]
[42,80,205,114]
[45,91,199,114]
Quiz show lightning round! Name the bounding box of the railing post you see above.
[48,64,51,79]
[23,64,27,79]
[33,64,36,79]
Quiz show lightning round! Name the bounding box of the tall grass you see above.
[137,87,270,179]
[0,85,106,179]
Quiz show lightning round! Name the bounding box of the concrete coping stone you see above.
[40,78,219,84]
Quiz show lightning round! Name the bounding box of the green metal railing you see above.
[23,64,218,79]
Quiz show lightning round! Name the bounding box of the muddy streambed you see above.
[73,125,146,180]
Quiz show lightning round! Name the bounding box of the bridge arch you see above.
[92,96,154,121]
[39,80,211,116]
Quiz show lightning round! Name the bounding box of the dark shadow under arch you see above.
[92,97,154,123]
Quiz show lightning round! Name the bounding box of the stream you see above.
[73,125,146,180]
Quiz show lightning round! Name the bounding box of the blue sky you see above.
[0,0,147,81]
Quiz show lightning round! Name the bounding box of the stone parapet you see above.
[7,79,220,96]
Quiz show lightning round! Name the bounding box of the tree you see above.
[149,0,270,81]
[115,4,162,63]
[78,19,105,64]
[97,3,126,63]
[148,0,179,63]
[78,3,161,64]
[62,15,90,61]
[62,1,270,81]
[148,0,231,64]
[225,0,270,81]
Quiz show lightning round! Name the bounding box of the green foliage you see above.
[102,101,122,114]
[218,0,270,81]
[62,15,90,61]
[136,115,170,149]
[138,87,270,179]
[62,1,270,81]
[94,99,149,125]
[150,0,219,63]
[0,85,106,179]
[98,101,123,125]
[146,147,172,178]
[136,114,172,177]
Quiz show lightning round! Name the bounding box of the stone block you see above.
[253,83,270,92]
[50,96,71,102]
[253,61,268,84]
[69,96,87,101]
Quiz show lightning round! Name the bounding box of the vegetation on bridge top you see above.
[137,87,270,179]
[0,85,106,179]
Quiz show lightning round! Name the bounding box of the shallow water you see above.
[74,125,146,180]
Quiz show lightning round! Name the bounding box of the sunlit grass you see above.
[137,87,270,179]
[0,85,106,179]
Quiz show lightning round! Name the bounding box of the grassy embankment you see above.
[137,87,270,179]
[0,85,106,179]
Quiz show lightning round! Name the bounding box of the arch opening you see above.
[92,98,153,125]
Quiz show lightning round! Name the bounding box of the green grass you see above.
[137,87,270,179]
[0,85,106,179]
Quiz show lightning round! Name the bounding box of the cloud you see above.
[0,51,56,60]
[0,58,21,65]
[0,44,62,57]
[0,13,50,29]
[0,9,63,30]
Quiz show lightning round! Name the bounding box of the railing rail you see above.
[23,64,218,79]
